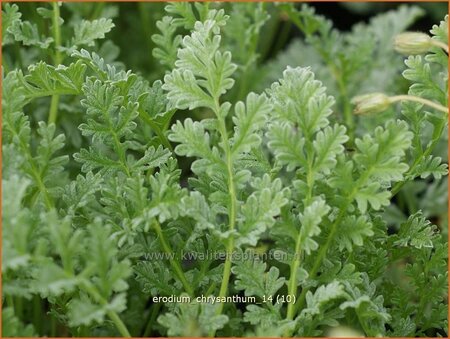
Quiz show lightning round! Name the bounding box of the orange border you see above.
[0,1,449,339]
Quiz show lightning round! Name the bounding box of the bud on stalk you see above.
[394,32,432,55]
[351,93,391,115]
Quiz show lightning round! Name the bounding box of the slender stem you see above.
[142,303,161,337]
[294,211,342,314]
[272,20,292,55]
[138,109,173,151]
[25,89,81,100]
[210,100,237,337]
[287,8,354,141]
[285,134,316,326]
[356,311,371,336]
[260,9,281,61]
[15,297,23,319]
[79,326,89,337]
[14,43,24,70]
[286,237,302,321]
[33,166,54,209]
[205,282,217,296]
[81,282,131,338]
[285,168,313,322]
[236,19,263,101]
[384,94,447,196]
[48,2,62,124]
[112,132,131,177]
[2,60,9,74]
[51,2,62,65]
[391,119,446,196]
[215,140,236,309]
[50,315,57,337]
[90,2,105,20]
[138,3,152,58]
[414,256,431,326]
[48,94,60,124]
[33,296,42,334]
[217,238,234,307]
[153,221,194,296]
[293,170,371,315]
[389,95,448,114]
[338,79,355,142]
[102,96,131,176]
[333,68,354,141]
[430,40,449,53]
[6,295,15,311]
[6,117,54,209]
[107,311,131,338]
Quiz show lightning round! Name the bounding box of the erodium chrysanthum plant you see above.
[2,2,448,338]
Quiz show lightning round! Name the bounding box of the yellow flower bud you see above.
[351,93,391,115]
[394,32,432,55]
[326,325,365,338]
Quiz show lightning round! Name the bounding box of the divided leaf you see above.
[298,198,330,255]
[72,18,115,47]
[232,259,285,298]
[237,175,290,246]
[231,93,271,156]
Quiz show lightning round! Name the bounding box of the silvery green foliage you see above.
[2,2,447,337]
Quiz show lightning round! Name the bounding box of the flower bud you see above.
[351,93,391,115]
[394,32,432,55]
[326,325,364,338]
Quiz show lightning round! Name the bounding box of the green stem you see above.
[236,20,263,101]
[112,132,131,176]
[260,9,281,61]
[48,94,60,124]
[104,97,131,176]
[33,296,42,334]
[414,257,431,326]
[285,168,313,322]
[14,42,24,70]
[138,110,174,151]
[91,2,105,20]
[7,116,54,209]
[217,238,234,310]
[50,314,57,337]
[293,210,344,316]
[15,297,23,319]
[293,170,371,315]
[286,238,302,321]
[2,61,9,74]
[430,40,449,53]
[6,295,15,311]
[33,168,54,209]
[285,135,316,326]
[25,89,81,100]
[82,282,131,338]
[153,221,194,296]
[391,119,446,196]
[210,100,237,337]
[51,2,62,65]
[138,3,152,57]
[205,282,217,296]
[335,69,354,141]
[389,94,448,114]
[48,2,62,124]
[272,20,292,55]
[142,303,161,337]
[287,7,354,140]
[107,311,131,338]
[356,311,370,336]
